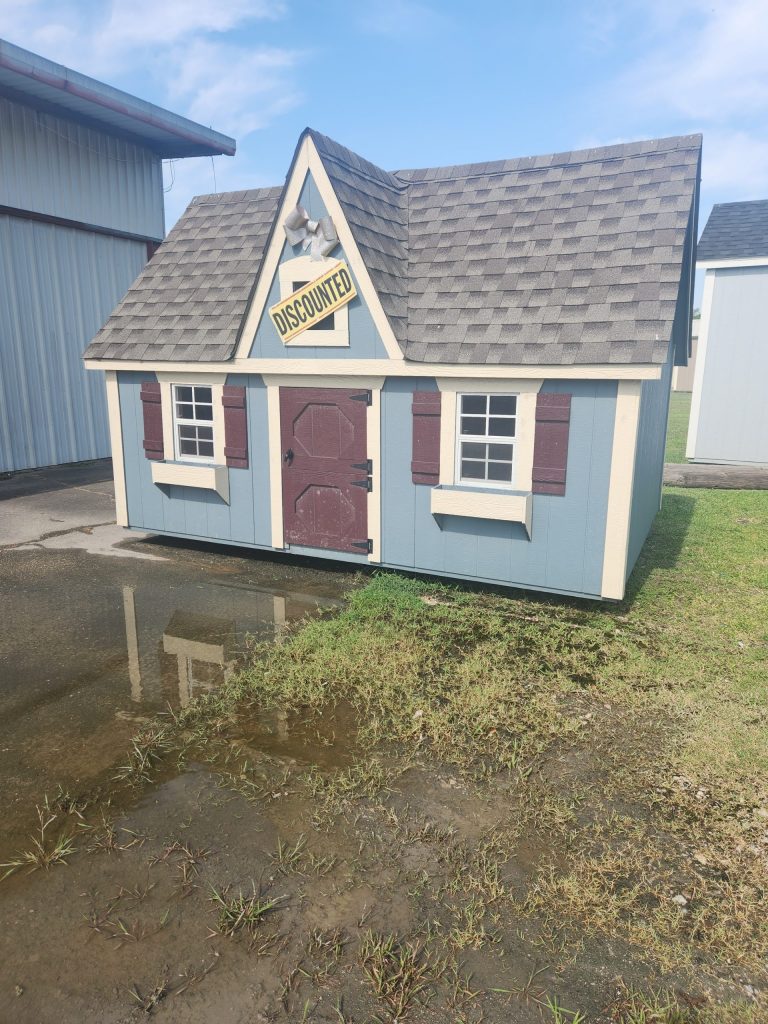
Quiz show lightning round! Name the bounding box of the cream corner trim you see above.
[437,378,542,491]
[601,380,642,600]
[431,487,532,537]
[151,461,229,502]
[105,370,128,527]
[267,384,284,548]
[685,271,715,460]
[277,254,350,347]
[438,390,457,484]
[236,135,403,362]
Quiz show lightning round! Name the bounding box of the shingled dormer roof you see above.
[697,199,768,262]
[85,128,701,366]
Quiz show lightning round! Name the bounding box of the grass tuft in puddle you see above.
[0,800,78,879]
[113,724,173,785]
[208,883,286,938]
[360,930,442,1020]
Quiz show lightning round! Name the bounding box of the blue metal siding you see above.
[0,95,164,239]
[247,172,389,361]
[691,267,768,465]
[0,217,148,472]
[626,345,674,578]
[118,372,271,545]
[381,378,616,597]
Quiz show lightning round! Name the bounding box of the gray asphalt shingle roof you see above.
[85,129,701,366]
[697,200,768,261]
[87,187,281,362]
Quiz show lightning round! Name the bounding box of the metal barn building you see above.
[687,200,768,465]
[0,39,235,474]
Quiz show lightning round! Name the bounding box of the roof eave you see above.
[0,38,235,158]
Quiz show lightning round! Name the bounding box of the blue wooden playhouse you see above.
[85,129,701,600]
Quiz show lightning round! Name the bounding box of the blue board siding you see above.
[626,345,674,578]
[381,378,616,597]
[118,371,271,546]
[120,370,617,598]
[247,172,389,361]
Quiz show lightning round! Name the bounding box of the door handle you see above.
[283,448,294,465]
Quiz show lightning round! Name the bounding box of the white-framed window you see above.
[276,255,349,347]
[455,393,517,487]
[173,384,215,462]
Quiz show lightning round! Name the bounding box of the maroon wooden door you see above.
[279,388,369,554]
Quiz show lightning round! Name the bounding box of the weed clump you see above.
[360,930,440,1019]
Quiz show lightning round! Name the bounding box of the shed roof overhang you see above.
[0,38,236,158]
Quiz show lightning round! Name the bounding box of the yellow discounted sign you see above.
[269,260,357,342]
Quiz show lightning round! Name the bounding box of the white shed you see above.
[687,201,768,466]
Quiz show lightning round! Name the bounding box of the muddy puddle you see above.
[0,532,349,861]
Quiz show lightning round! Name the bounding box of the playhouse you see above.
[84,129,700,600]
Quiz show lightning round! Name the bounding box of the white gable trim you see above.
[235,135,404,362]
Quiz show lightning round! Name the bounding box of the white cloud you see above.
[589,0,768,203]
[356,0,446,37]
[618,0,768,121]
[700,132,768,197]
[0,0,301,140]
[167,39,303,138]
[95,0,285,56]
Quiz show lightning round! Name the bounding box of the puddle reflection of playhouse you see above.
[121,583,331,707]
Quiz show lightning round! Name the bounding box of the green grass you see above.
[665,391,692,463]
[231,487,767,786]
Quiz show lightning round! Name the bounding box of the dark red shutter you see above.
[223,386,248,468]
[532,392,571,496]
[411,391,441,485]
[140,381,164,461]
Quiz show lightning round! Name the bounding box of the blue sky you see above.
[4,0,768,244]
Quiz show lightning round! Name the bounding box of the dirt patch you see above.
[0,700,763,1023]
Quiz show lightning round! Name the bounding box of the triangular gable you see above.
[236,132,404,361]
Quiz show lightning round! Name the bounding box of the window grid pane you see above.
[173,385,216,462]
[457,393,517,486]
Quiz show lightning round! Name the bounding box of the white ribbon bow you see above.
[283,205,339,260]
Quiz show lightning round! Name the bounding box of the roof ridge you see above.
[306,128,405,195]
[190,185,282,206]
[710,198,768,209]
[394,133,703,185]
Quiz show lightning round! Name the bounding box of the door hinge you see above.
[352,538,373,553]
[351,390,372,406]
[352,459,373,473]
[351,477,373,491]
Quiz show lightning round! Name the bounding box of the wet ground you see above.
[0,463,350,861]
[1,467,764,1023]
